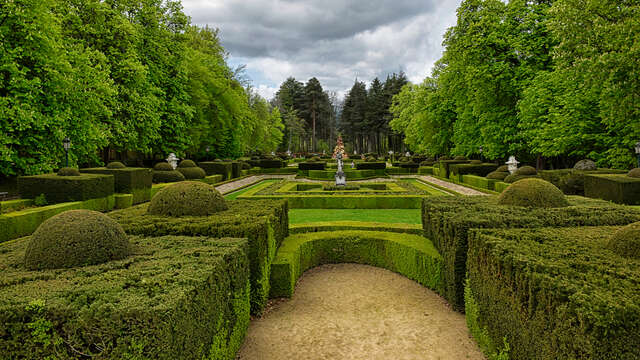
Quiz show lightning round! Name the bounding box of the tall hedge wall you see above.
[199,162,233,180]
[435,160,470,178]
[108,199,289,315]
[467,227,640,359]
[421,196,640,311]
[584,173,640,205]
[18,173,114,204]
[0,235,250,360]
[449,163,498,180]
[80,167,152,204]
[538,168,627,195]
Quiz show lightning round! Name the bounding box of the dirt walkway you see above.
[237,264,484,360]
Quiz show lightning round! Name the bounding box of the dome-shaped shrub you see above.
[154,162,174,171]
[504,174,536,183]
[515,165,537,176]
[57,167,80,176]
[148,181,228,216]
[498,178,569,208]
[311,156,321,162]
[470,160,482,164]
[400,157,409,162]
[607,222,640,259]
[24,210,130,270]
[454,155,467,161]
[487,171,509,180]
[152,170,185,183]
[241,162,251,170]
[214,158,223,162]
[496,165,509,172]
[177,166,206,179]
[366,156,376,162]
[178,159,197,168]
[574,159,597,171]
[439,156,451,161]
[628,168,640,178]
[106,161,126,169]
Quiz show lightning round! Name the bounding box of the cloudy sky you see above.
[181,0,463,100]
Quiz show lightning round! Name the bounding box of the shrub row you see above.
[0,235,250,360]
[199,161,233,180]
[467,226,640,359]
[289,221,422,235]
[584,173,640,205]
[538,168,627,195]
[434,159,470,178]
[108,199,288,314]
[269,230,443,298]
[421,196,640,311]
[18,173,114,204]
[356,162,386,170]
[449,163,498,180]
[298,162,326,171]
[81,167,152,204]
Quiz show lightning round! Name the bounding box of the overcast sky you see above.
[181,0,463,100]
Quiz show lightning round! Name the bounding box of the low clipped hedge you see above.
[199,161,233,180]
[269,231,443,298]
[467,226,640,359]
[152,170,185,183]
[399,162,420,169]
[248,167,297,175]
[290,221,422,235]
[538,168,627,195]
[435,160,470,178]
[298,162,326,171]
[108,199,288,315]
[259,159,284,169]
[356,162,386,170]
[81,167,152,204]
[422,196,640,311]
[18,173,114,204]
[449,163,498,181]
[0,235,250,360]
[461,175,497,191]
[385,167,418,175]
[0,199,33,214]
[306,169,381,180]
[584,173,640,205]
[244,195,423,209]
[418,166,433,175]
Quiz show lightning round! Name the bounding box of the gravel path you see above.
[237,264,484,360]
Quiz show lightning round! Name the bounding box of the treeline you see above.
[340,74,408,155]
[390,0,640,169]
[0,0,283,176]
[273,77,338,154]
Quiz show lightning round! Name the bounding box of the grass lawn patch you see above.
[289,209,421,225]
[224,180,279,200]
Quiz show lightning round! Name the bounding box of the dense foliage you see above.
[391,0,640,169]
[0,0,283,176]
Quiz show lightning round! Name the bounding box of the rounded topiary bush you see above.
[366,156,376,162]
[400,156,409,162]
[628,168,640,178]
[57,167,80,176]
[214,158,223,162]
[241,162,251,170]
[154,162,174,171]
[148,181,228,217]
[177,166,206,179]
[487,171,509,180]
[498,178,569,208]
[607,222,640,259]
[496,165,509,172]
[470,160,482,164]
[439,156,451,161]
[574,159,597,171]
[311,156,321,162]
[504,174,539,183]
[152,170,185,183]
[454,155,467,161]
[24,210,130,270]
[178,159,197,168]
[106,161,126,169]
[515,165,537,176]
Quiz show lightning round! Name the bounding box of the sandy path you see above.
[237,264,484,360]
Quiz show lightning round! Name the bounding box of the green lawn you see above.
[223,180,278,200]
[289,209,421,225]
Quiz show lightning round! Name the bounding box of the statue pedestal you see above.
[335,154,347,186]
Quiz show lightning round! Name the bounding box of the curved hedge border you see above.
[269,230,443,298]
[290,221,422,234]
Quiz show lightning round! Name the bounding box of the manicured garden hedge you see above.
[0,235,250,360]
[259,159,284,169]
[270,230,443,298]
[461,175,497,191]
[249,167,297,175]
[18,173,114,204]
[199,161,233,180]
[290,221,422,235]
[422,196,640,311]
[81,167,152,204]
[435,159,470,178]
[0,195,115,243]
[418,166,433,175]
[385,167,418,175]
[356,162,386,170]
[298,162,326,171]
[449,163,498,181]
[306,169,382,180]
[108,199,288,314]
[0,199,33,214]
[467,226,640,359]
[584,173,640,204]
[539,168,627,195]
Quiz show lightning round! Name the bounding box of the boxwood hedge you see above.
[108,199,288,315]
[584,173,640,205]
[449,163,499,181]
[199,161,233,180]
[81,167,152,204]
[467,226,640,359]
[18,173,114,204]
[298,162,326,171]
[0,235,250,360]
[422,196,640,311]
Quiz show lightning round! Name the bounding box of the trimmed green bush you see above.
[498,178,569,208]
[298,162,326,171]
[199,161,233,180]
[450,163,498,178]
[153,162,174,171]
[106,161,126,169]
[178,159,197,168]
[356,161,386,170]
[467,226,640,359]
[462,175,497,191]
[454,155,467,160]
[270,231,443,298]
[608,221,640,259]
[148,181,227,217]
[422,196,640,311]
[496,165,508,172]
[259,159,284,169]
[109,199,289,315]
[0,199,33,214]
[470,160,482,164]
[152,169,185,183]
[81,167,152,204]
[504,173,539,183]
[114,193,134,209]
[0,235,250,359]
[420,160,436,167]
[322,184,360,191]
[399,162,420,169]
[584,174,640,205]
[290,222,422,235]
[177,166,206,179]
[629,168,640,178]
[514,165,537,176]
[486,171,508,180]
[57,167,80,176]
[436,159,470,178]
[18,173,114,204]
[24,210,130,270]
